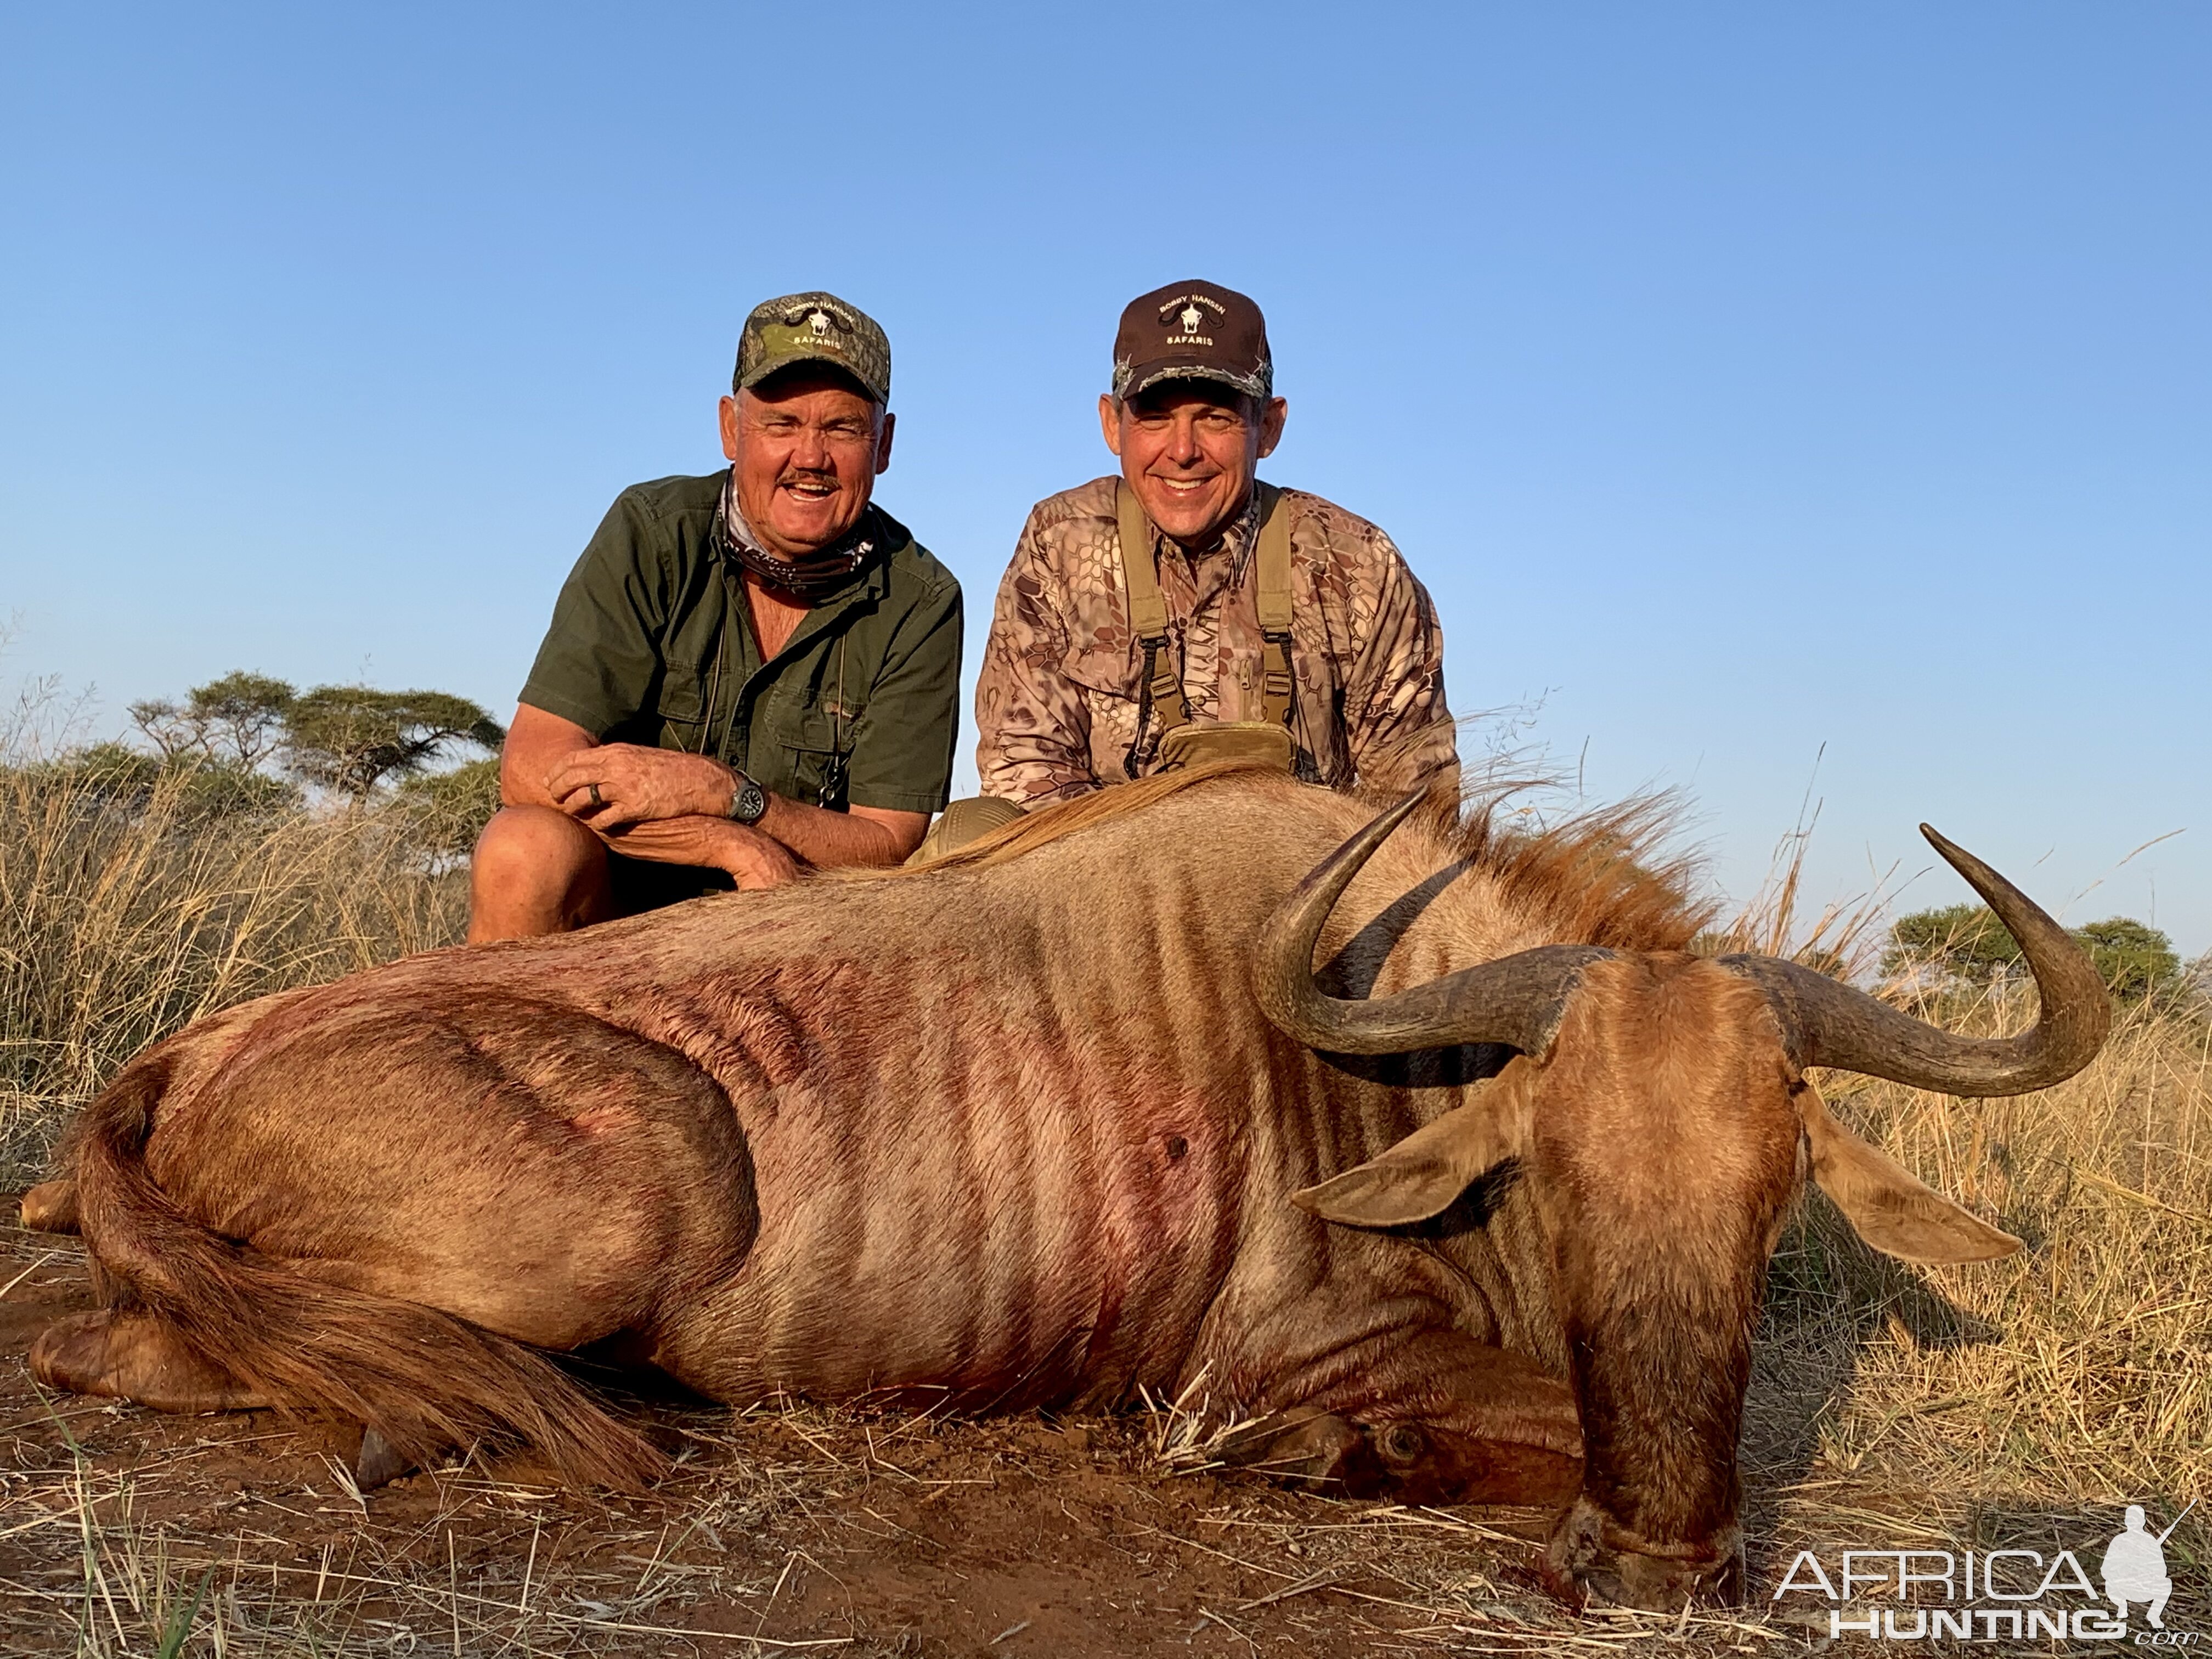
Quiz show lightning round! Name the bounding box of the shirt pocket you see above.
[1060,641,1139,705]
[654,677,712,753]
[779,709,848,810]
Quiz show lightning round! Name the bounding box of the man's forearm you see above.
[502,704,601,811]
[1351,715,1461,796]
[755,794,918,867]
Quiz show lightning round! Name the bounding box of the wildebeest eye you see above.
[1378,1423,1425,1465]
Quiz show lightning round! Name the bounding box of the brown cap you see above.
[1111,280,1273,403]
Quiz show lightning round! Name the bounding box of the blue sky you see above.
[3,4,2206,949]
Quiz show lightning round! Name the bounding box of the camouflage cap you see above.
[734,291,891,404]
[1112,280,1272,403]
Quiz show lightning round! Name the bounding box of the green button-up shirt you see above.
[520,471,963,815]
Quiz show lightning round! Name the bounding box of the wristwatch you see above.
[726,770,768,825]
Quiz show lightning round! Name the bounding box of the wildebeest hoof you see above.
[19,1178,80,1234]
[355,1427,413,1490]
[1210,1407,1367,1488]
[1545,1498,1743,1612]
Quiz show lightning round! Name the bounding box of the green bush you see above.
[132,671,504,804]
[1883,903,2183,1003]
[2070,917,2183,1003]
[29,741,303,817]
[392,754,503,861]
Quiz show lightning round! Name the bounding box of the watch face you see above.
[735,777,768,824]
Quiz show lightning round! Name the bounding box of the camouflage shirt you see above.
[975,477,1455,803]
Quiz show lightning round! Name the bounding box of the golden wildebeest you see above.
[22,765,2108,1610]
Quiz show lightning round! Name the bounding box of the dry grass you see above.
[0,1370,935,1656]
[1,745,2207,1652]
[2,1341,1822,1658]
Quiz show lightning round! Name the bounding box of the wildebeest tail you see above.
[70,1057,665,1491]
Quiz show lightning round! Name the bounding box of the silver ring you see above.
[587,782,604,809]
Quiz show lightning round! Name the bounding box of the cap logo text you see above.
[1158,291,1226,348]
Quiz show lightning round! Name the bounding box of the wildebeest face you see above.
[1255,787,2108,1609]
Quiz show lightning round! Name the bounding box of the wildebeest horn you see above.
[1717,825,2112,1096]
[1255,789,1612,1057]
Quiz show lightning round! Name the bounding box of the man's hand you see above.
[601,815,800,890]
[545,744,735,831]
[506,703,924,874]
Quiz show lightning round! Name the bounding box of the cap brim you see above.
[1118,360,1270,402]
[738,348,885,402]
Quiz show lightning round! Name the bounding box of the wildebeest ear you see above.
[1798,1081,2023,1265]
[1292,1063,1534,1229]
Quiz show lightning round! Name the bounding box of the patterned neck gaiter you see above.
[716,469,881,601]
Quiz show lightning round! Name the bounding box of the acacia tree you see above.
[128,672,297,769]
[1884,903,2181,1003]
[2071,917,2183,1003]
[1881,903,2024,985]
[281,687,505,802]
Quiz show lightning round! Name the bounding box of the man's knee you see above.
[469,807,610,941]
[477,804,596,861]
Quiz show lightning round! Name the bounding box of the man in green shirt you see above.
[469,292,962,943]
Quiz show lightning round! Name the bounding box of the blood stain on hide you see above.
[568,1104,636,1137]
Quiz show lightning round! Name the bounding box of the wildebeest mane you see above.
[1429,785,1712,954]
[858,761,1711,956]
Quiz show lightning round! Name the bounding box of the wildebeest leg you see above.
[42,1316,465,1488]
[1210,1405,1367,1486]
[31,1310,269,1413]
[19,1177,80,1234]
[1217,1330,1582,1506]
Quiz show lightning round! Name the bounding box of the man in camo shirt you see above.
[972,279,1457,806]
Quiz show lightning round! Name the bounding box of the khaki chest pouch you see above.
[1116,479,1297,776]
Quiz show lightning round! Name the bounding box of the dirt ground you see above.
[0,1211,2055,1658]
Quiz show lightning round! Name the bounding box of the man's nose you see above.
[1165,413,1205,466]
[791,425,833,470]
